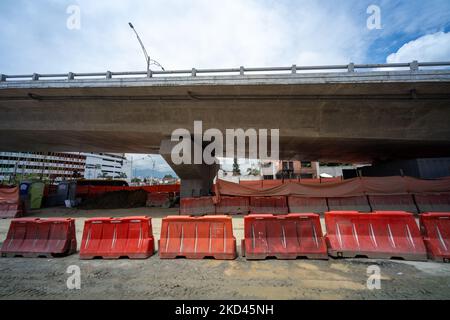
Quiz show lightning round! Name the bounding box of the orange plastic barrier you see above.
[0,218,77,258]
[368,195,418,213]
[250,196,288,214]
[180,197,216,215]
[79,216,154,259]
[0,187,21,219]
[325,211,427,261]
[414,194,450,213]
[327,196,371,212]
[242,214,328,260]
[420,213,450,262]
[288,196,328,213]
[215,196,249,215]
[146,192,171,208]
[159,215,236,259]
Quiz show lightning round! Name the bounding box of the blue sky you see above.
[1,0,449,176]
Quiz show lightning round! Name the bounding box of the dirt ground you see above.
[1,207,449,300]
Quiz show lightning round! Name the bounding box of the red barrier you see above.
[325,211,427,261]
[415,194,450,213]
[0,218,77,258]
[420,213,450,262]
[327,196,371,212]
[215,196,249,215]
[180,197,215,215]
[368,195,418,213]
[250,196,288,214]
[242,214,328,260]
[79,216,154,259]
[76,184,180,199]
[0,187,21,219]
[159,215,236,259]
[288,196,328,213]
[146,193,171,208]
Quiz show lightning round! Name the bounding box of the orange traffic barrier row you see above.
[242,214,328,260]
[1,212,449,262]
[325,211,427,261]
[79,217,155,259]
[0,218,76,258]
[159,215,236,260]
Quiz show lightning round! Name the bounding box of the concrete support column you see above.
[160,139,219,198]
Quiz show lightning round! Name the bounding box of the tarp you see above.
[0,187,20,203]
[214,177,450,200]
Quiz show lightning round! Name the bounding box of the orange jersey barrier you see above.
[250,196,288,214]
[215,196,249,215]
[180,197,215,215]
[414,194,450,213]
[288,196,328,213]
[327,196,371,212]
[242,214,328,260]
[146,192,171,208]
[420,213,450,262]
[1,218,76,258]
[0,187,21,219]
[368,195,418,214]
[159,215,236,260]
[79,216,155,259]
[325,211,427,261]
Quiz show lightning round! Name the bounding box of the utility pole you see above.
[128,22,165,74]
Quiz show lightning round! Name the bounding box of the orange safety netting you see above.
[214,177,450,201]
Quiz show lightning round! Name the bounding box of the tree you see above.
[131,177,141,183]
[232,158,241,176]
[247,168,261,176]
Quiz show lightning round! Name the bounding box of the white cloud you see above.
[386,31,450,63]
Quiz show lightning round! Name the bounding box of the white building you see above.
[0,152,132,183]
[0,152,86,182]
[82,153,132,182]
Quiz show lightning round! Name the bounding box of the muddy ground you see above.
[0,207,449,300]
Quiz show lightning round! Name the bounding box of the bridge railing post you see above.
[0,74,5,82]
[32,73,39,81]
[68,72,75,80]
[106,71,112,79]
[147,69,153,78]
[240,66,244,75]
[291,64,297,74]
[410,60,419,71]
[348,63,355,72]
[192,68,197,77]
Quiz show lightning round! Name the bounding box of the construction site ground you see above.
[0,207,449,300]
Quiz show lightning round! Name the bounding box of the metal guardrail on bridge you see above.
[1,61,450,82]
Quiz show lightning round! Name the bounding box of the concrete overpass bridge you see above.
[1,61,450,196]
